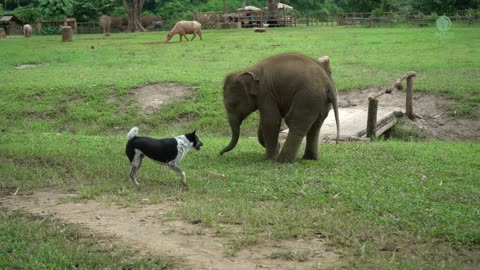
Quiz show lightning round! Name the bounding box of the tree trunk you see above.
[123,0,146,32]
[266,0,279,15]
[266,0,279,21]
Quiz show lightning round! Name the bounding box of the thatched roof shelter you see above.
[237,6,262,11]
[0,14,24,35]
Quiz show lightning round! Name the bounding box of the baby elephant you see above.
[166,20,202,42]
[23,24,32,38]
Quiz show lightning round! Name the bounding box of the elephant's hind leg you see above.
[302,118,325,160]
[259,106,282,160]
[276,130,305,163]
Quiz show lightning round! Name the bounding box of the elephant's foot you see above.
[265,151,279,161]
[276,154,295,163]
[264,144,280,160]
[302,150,318,160]
[276,150,296,163]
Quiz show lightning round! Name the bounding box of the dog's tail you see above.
[127,127,139,140]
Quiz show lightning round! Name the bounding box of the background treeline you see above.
[2,0,480,24]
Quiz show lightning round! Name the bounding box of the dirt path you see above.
[0,189,340,270]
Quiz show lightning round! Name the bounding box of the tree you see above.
[266,0,279,17]
[266,0,279,12]
[38,0,74,19]
[73,0,116,22]
[123,0,145,32]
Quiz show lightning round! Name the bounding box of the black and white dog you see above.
[125,127,203,189]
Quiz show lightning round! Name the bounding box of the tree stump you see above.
[61,26,73,42]
[0,28,6,38]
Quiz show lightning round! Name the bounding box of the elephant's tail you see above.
[328,86,340,144]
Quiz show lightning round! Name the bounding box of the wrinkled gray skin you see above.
[23,24,32,37]
[99,16,128,33]
[141,15,162,29]
[220,53,340,163]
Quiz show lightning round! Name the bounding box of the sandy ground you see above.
[0,189,340,270]
[336,87,479,141]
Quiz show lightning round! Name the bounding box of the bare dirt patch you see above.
[0,189,340,270]
[134,82,194,115]
[338,87,479,141]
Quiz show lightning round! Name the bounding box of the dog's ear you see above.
[192,129,196,135]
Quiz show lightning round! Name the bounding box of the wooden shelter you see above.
[0,14,23,35]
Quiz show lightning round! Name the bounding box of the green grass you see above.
[1,134,479,268]
[1,25,479,268]
[1,25,479,135]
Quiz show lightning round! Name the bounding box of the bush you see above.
[11,4,41,24]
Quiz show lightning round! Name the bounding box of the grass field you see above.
[1,25,479,269]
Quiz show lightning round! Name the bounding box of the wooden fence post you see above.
[366,98,379,138]
[0,28,6,38]
[406,74,416,120]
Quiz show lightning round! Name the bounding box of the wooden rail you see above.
[363,71,417,139]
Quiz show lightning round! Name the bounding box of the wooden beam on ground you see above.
[358,111,403,138]
[375,111,403,136]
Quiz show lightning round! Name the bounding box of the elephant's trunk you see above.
[220,114,242,155]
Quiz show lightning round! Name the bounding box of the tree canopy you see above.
[3,0,479,23]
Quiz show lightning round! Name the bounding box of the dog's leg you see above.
[167,162,188,190]
[129,165,139,185]
[130,150,144,186]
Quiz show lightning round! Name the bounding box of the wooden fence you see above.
[193,10,296,29]
[77,22,101,34]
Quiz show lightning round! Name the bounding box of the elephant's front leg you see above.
[259,111,281,160]
[257,123,265,148]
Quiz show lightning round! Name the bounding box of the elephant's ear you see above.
[243,71,259,82]
[239,71,260,97]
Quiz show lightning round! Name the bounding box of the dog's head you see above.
[186,130,203,150]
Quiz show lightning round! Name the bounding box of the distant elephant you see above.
[220,53,340,163]
[141,15,162,29]
[99,15,111,34]
[146,21,162,30]
[99,16,128,33]
[22,24,32,37]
